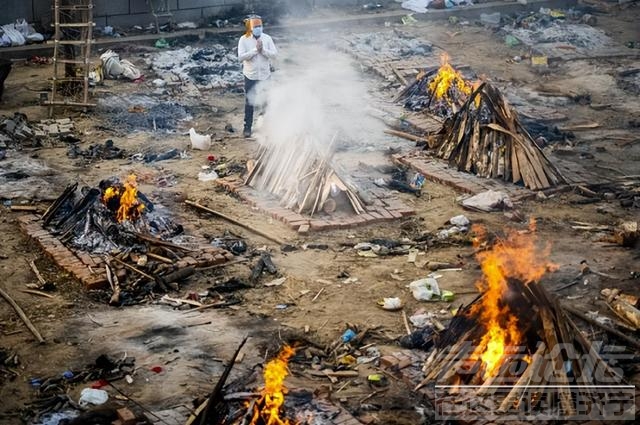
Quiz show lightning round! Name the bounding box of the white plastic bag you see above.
[78,388,108,407]
[409,277,440,301]
[198,170,218,182]
[189,127,211,150]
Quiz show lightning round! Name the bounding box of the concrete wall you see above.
[2,0,250,28]
[1,1,545,29]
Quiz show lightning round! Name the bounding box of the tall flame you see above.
[102,174,145,222]
[251,345,296,425]
[428,52,472,102]
[471,220,555,378]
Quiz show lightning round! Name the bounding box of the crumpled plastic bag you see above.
[1,19,43,46]
[100,50,142,80]
[1,24,26,46]
[409,277,441,301]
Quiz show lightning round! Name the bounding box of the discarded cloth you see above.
[1,19,44,47]
[100,50,142,80]
[461,190,513,212]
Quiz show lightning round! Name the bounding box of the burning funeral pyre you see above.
[245,135,367,216]
[37,175,233,305]
[248,345,296,425]
[417,223,633,421]
[431,82,566,190]
[396,53,565,190]
[396,53,476,118]
[43,174,182,253]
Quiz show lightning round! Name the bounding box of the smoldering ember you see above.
[1,1,640,425]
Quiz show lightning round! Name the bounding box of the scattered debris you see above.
[67,139,126,162]
[146,45,242,89]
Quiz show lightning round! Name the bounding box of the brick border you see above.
[17,215,108,289]
[393,153,535,200]
[17,215,234,290]
[215,177,415,233]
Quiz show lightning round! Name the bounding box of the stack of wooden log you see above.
[417,277,626,419]
[245,136,366,216]
[432,82,566,190]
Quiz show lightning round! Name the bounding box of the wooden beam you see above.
[0,287,45,343]
[185,200,284,245]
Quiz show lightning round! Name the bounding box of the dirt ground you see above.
[1,4,640,425]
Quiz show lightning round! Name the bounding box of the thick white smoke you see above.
[251,42,385,195]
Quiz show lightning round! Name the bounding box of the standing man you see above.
[237,15,277,138]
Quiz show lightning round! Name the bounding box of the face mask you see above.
[252,27,262,38]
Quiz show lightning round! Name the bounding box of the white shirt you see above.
[237,33,277,81]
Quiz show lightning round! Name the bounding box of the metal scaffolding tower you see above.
[49,0,95,115]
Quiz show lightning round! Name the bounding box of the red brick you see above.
[200,253,214,264]
[298,224,310,234]
[380,355,399,369]
[369,211,384,221]
[117,407,136,425]
[31,229,50,238]
[288,220,308,230]
[378,209,393,220]
[213,254,227,264]
[78,253,96,266]
[361,213,378,222]
[85,277,108,290]
[182,256,198,266]
[17,215,34,224]
[398,207,416,217]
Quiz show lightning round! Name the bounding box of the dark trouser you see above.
[0,59,12,101]
[244,76,258,133]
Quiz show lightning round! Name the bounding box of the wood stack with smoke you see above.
[245,135,366,216]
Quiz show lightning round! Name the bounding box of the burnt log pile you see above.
[432,82,566,190]
[38,179,236,305]
[395,64,473,118]
[417,278,631,421]
[42,179,181,253]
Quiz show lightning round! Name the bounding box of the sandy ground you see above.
[1,4,639,425]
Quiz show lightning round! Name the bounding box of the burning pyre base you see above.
[18,178,234,291]
[18,214,233,290]
[215,177,415,233]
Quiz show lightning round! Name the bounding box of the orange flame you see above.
[102,174,145,222]
[428,53,472,102]
[251,345,296,425]
[471,220,555,378]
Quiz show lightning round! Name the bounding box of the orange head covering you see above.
[244,15,263,36]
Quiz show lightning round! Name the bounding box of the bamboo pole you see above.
[185,200,284,245]
[562,304,640,350]
[0,287,45,343]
